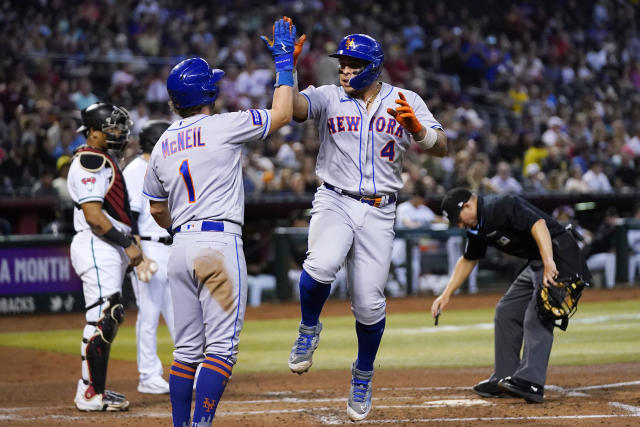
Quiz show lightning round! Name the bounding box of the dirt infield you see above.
[1,288,639,426]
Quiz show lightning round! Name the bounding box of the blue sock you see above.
[169,360,197,427]
[192,354,233,426]
[299,269,331,327]
[355,318,386,372]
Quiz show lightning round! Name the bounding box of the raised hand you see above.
[261,18,296,72]
[283,16,306,66]
[386,92,422,134]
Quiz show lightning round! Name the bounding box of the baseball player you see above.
[432,188,591,403]
[123,120,175,394]
[285,27,447,421]
[68,102,143,411]
[142,19,295,427]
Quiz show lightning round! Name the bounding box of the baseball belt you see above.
[139,235,173,245]
[173,220,242,236]
[324,183,397,208]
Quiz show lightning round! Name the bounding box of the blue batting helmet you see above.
[329,34,384,90]
[167,57,225,109]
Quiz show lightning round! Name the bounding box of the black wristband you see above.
[103,227,133,248]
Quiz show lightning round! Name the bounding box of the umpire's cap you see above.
[167,57,225,109]
[441,188,472,228]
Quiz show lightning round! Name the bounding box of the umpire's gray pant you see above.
[488,261,553,386]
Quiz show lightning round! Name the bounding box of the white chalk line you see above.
[610,402,640,415]
[389,313,640,334]
[318,414,640,425]
[570,380,640,391]
[1,380,639,422]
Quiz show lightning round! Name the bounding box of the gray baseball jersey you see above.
[143,110,271,228]
[300,82,443,325]
[302,82,442,195]
[142,109,270,365]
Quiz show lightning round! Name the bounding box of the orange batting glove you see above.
[386,91,422,135]
[283,16,306,66]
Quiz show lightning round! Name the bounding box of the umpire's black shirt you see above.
[463,195,567,261]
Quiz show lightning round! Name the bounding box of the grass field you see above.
[1,299,638,373]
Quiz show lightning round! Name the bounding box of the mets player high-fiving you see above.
[285,23,448,421]
[143,19,295,427]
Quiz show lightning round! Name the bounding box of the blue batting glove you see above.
[261,19,295,73]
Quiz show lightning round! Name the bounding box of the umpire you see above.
[431,188,591,403]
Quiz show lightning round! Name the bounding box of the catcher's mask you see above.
[536,275,589,331]
[77,102,133,153]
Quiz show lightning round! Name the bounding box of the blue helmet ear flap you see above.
[348,56,382,90]
[202,68,225,104]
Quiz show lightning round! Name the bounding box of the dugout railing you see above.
[273,220,640,301]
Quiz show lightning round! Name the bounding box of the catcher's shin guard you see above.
[84,293,125,394]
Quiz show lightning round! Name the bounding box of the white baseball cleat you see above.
[74,379,130,411]
[137,375,170,394]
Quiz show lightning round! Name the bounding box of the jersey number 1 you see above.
[179,159,196,203]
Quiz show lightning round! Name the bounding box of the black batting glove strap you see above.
[103,226,134,248]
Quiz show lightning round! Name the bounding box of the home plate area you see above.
[211,381,640,425]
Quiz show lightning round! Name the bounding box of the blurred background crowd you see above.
[2,0,640,293]
[2,0,640,201]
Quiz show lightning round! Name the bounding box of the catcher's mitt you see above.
[536,275,589,331]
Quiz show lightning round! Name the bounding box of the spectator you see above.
[582,161,612,192]
[613,145,638,190]
[52,155,72,202]
[541,116,570,148]
[522,163,546,193]
[236,60,274,110]
[490,161,522,194]
[627,204,640,286]
[52,120,84,159]
[564,164,590,193]
[390,187,441,297]
[627,123,640,156]
[585,207,620,289]
[70,78,99,111]
[522,138,548,176]
[31,166,58,197]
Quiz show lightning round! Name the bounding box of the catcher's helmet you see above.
[77,102,133,152]
[330,34,384,90]
[139,120,171,153]
[167,57,225,109]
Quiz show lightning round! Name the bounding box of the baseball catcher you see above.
[68,102,142,411]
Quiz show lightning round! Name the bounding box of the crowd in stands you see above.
[1,0,640,208]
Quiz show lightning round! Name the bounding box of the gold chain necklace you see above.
[365,82,382,109]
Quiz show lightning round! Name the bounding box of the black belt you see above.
[564,223,584,242]
[324,183,396,208]
[139,235,173,245]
